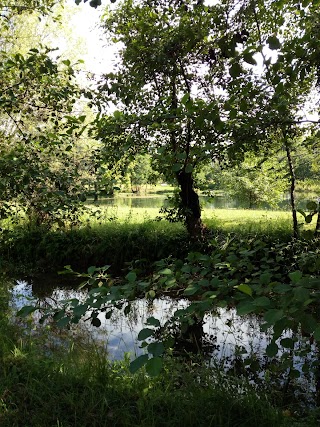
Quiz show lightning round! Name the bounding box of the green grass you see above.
[203,208,295,238]
[0,204,317,275]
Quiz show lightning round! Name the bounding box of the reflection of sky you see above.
[11,280,267,362]
[10,279,317,389]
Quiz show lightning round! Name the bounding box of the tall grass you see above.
[0,204,316,275]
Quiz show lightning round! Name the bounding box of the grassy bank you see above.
[0,206,316,275]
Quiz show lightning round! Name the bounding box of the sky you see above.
[65,0,117,76]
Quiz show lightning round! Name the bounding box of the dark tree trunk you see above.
[176,170,204,239]
[315,205,320,236]
[284,137,298,239]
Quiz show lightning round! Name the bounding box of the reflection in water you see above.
[10,279,319,404]
[8,280,295,362]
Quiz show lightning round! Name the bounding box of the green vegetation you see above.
[0,206,309,275]
[0,283,314,427]
[0,328,287,426]
[1,0,320,425]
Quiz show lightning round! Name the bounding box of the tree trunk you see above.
[315,202,320,236]
[176,169,204,240]
[284,137,298,239]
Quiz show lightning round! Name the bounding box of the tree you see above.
[218,0,320,237]
[93,0,247,238]
[126,154,157,194]
[0,2,91,228]
[220,153,287,209]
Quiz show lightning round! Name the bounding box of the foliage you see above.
[19,233,320,386]
[207,153,288,209]
[0,214,188,274]
[93,0,251,236]
[0,1,95,228]
[126,154,160,193]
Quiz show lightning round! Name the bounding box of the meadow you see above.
[0,203,303,275]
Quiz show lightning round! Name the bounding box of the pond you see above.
[11,279,266,361]
[89,192,314,211]
[9,277,318,404]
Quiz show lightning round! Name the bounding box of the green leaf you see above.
[289,271,303,284]
[159,268,172,275]
[273,317,290,339]
[266,341,278,357]
[305,214,313,223]
[148,342,165,357]
[87,266,96,275]
[126,271,137,282]
[280,337,294,349]
[184,284,200,296]
[172,163,183,172]
[57,317,70,328]
[185,164,193,173]
[273,283,291,293]
[306,201,317,211]
[235,283,252,296]
[243,52,257,65]
[181,265,191,273]
[293,287,309,302]
[129,354,149,373]
[313,326,320,341]
[138,328,154,340]
[236,301,255,315]
[267,36,281,50]
[17,305,37,317]
[259,272,272,285]
[229,63,242,78]
[73,304,88,318]
[181,93,190,105]
[253,296,271,308]
[113,110,122,119]
[146,317,160,327]
[301,314,318,334]
[289,369,300,379]
[146,357,163,376]
[147,290,156,298]
[264,309,284,325]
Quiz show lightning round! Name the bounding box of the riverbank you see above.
[0,207,310,276]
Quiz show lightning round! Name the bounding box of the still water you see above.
[90,193,311,211]
[10,279,312,371]
[10,277,318,405]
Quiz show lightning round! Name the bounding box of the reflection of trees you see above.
[30,274,82,300]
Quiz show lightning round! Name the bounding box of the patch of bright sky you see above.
[65,0,117,75]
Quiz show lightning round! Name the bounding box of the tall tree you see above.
[0,0,91,227]
[93,0,244,238]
